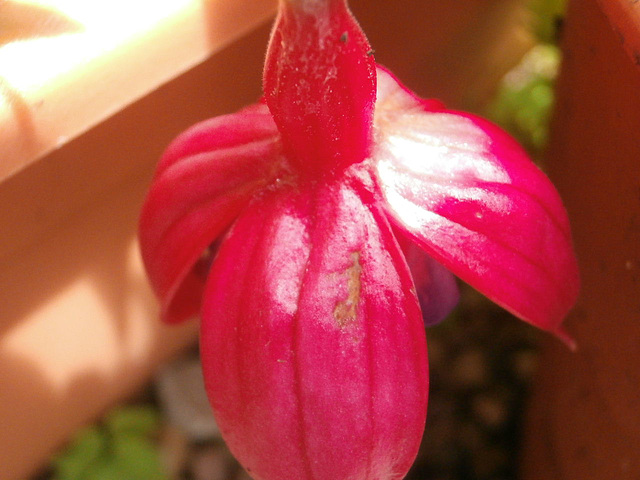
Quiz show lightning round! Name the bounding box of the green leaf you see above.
[528,0,567,43]
[106,405,159,437]
[109,434,167,480]
[54,405,167,480]
[53,427,106,480]
[487,44,560,155]
[84,461,122,480]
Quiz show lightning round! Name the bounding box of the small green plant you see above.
[488,44,560,153]
[528,0,567,44]
[487,0,567,155]
[53,406,166,480]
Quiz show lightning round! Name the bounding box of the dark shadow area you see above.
[407,288,542,480]
[350,0,529,111]
[0,349,105,479]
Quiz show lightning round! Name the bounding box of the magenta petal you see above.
[201,179,428,480]
[396,233,460,326]
[154,103,274,176]
[374,68,579,334]
[138,103,282,323]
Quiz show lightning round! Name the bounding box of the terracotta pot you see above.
[521,0,640,478]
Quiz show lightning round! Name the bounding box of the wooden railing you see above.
[521,0,640,477]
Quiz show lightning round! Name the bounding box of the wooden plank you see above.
[0,0,276,182]
[0,21,272,480]
[521,0,640,477]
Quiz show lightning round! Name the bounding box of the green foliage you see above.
[53,406,167,480]
[487,45,559,153]
[528,0,567,43]
[106,406,160,437]
[487,0,568,156]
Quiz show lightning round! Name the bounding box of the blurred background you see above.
[2,0,638,479]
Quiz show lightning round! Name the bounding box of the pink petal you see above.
[373,67,579,334]
[201,178,428,480]
[396,232,460,326]
[138,103,283,323]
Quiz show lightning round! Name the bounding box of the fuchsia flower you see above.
[139,0,579,479]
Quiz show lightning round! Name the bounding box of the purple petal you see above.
[373,67,579,335]
[396,232,460,326]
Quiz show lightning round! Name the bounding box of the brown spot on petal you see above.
[333,252,362,328]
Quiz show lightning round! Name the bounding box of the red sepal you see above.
[138,104,283,323]
[373,67,579,334]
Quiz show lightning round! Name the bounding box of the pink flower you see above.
[139,0,579,478]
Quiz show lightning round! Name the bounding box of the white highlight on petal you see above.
[266,212,309,317]
[374,67,512,188]
[381,183,430,232]
[377,112,511,185]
